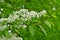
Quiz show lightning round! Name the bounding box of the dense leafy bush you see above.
[0,0,60,40]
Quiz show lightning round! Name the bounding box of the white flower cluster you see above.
[0,9,47,40]
[0,9,46,31]
[0,34,23,40]
[13,9,47,21]
[8,14,19,22]
[0,9,47,22]
[0,18,8,22]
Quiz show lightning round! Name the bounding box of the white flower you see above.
[20,24,27,28]
[40,10,46,15]
[22,13,31,19]
[8,30,12,33]
[53,7,56,11]
[8,14,19,22]
[9,33,23,40]
[0,35,23,40]
[22,24,27,28]
[10,36,23,40]
[0,18,8,22]
[30,11,37,17]
[17,37,23,40]
[19,9,28,14]
[37,13,40,18]
[37,10,46,18]
[0,8,3,11]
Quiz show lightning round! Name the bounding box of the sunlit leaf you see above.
[49,20,55,27]
[39,25,47,36]
[44,21,51,29]
[28,25,34,36]
[51,15,57,18]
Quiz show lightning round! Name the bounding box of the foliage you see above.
[0,0,60,40]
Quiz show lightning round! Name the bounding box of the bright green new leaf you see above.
[44,21,51,29]
[28,25,34,36]
[39,25,47,36]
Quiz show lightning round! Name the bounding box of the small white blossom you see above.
[30,11,37,17]
[0,8,3,11]
[22,24,27,28]
[37,10,47,18]
[20,24,27,28]
[40,10,46,15]
[0,35,23,40]
[8,14,19,22]
[22,13,31,20]
[37,13,40,18]
[21,17,28,21]
[8,30,12,33]
[17,37,23,40]
[19,9,28,14]
[53,7,56,11]
[0,18,8,22]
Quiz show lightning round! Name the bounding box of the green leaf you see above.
[44,21,51,29]
[51,15,57,19]
[5,31,11,38]
[39,25,47,36]
[49,21,55,27]
[28,25,34,36]
[15,29,20,35]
